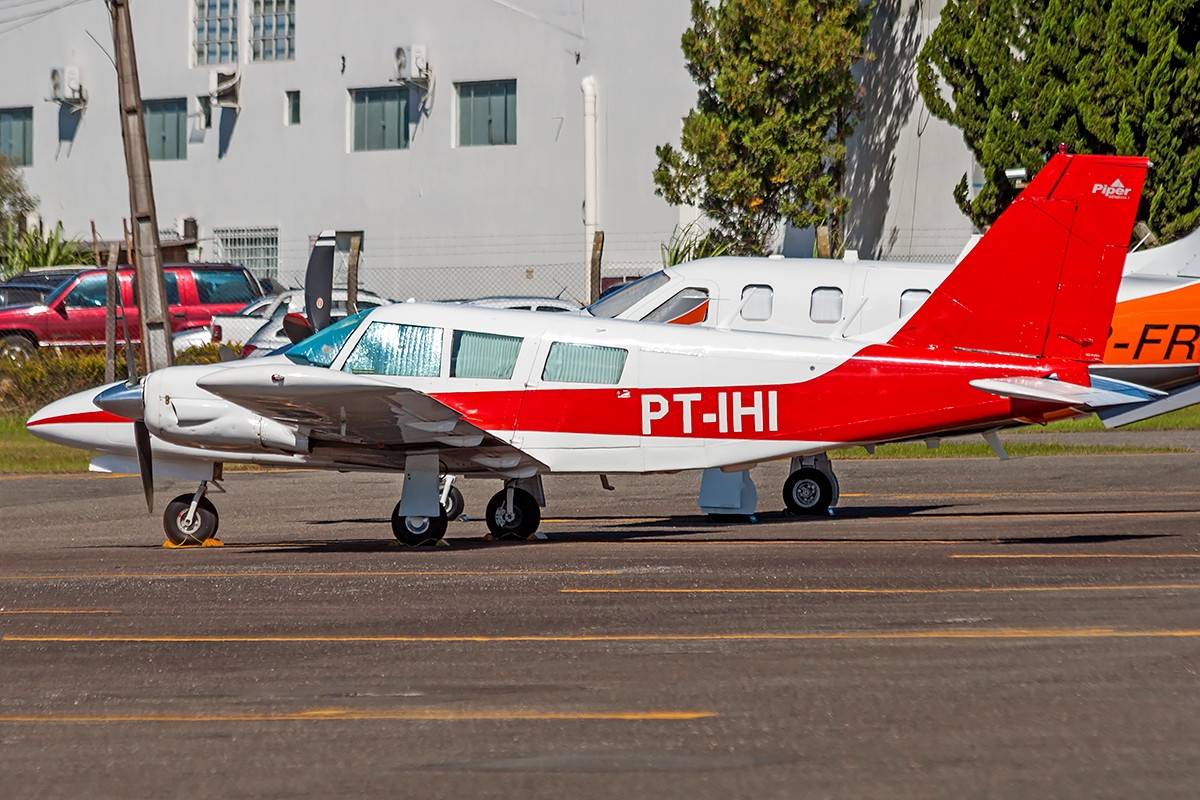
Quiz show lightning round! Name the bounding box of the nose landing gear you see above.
[163,479,223,546]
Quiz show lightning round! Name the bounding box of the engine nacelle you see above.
[144,366,309,454]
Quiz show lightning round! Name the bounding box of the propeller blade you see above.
[133,419,154,514]
[305,230,337,333]
[282,312,314,345]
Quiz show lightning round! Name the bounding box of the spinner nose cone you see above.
[94,382,145,421]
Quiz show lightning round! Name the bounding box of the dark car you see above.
[0,263,264,361]
[0,267,87,308]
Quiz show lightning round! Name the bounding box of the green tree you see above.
[0,154,37,243]
[654,0,872,255]
[917,0,1200,240]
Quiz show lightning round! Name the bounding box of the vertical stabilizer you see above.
[889,154,1149,361]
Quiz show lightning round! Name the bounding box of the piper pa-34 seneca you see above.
[29,153,1165,546]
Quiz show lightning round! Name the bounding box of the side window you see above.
[342,322,442,376]
[537,306,571,313]
[741,285,773,321]
[63,275,107,308]
[542,342,628,384]
[642,288,709,325]
[899,289,931,318]
[194,270,255,305]
[451,331,523,379]
[163,272,180,305]
[809,287,844,324]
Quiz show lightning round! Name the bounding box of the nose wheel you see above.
[164,481,221,545]
[485,487,541,539]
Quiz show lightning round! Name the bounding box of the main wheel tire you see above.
[442,485,465,520]
[390,500,448,546]
[164,494,219,545]
[485,488,541,538]
[0,334,35,365]
[782,468,834,515]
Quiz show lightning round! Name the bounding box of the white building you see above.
[0,0,975,302]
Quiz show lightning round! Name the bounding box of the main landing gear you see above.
[164,479,224,545]
[782,453,840,515]
[485,480,543,539]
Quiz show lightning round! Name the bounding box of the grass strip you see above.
[1008,404,1200,432]
[0,415,93,474]
[830,442,1186,459]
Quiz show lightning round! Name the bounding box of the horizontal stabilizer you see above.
[1097,380,1200,428]
[970,376,1165,409]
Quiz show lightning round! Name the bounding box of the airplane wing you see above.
[969,375,1166,409]
[195,363,544,478]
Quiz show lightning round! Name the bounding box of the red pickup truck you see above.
[0,264,264,360]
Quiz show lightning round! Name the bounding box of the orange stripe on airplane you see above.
[1107,281,1200,364]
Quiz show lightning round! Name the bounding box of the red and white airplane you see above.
[28,153,1162,545]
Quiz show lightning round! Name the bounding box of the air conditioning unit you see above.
[394,45,427,81]
[49,66,84,104]
[209,70,241,109]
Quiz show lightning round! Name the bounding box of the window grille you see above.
[252,0,295,62]
[214,226,279,279]
[195,0,238,65]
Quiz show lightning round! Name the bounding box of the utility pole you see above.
[109,0,173,371]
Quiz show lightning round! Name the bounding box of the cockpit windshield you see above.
[284,311,369,368]
[586,271,671,318]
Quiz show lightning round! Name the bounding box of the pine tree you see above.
[917,0,1200,241]
[654,0,872,255]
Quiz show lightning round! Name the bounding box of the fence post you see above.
[589,230,605,305]
[346,234,362,315]
[105,245,119,383]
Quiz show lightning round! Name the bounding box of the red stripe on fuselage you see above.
[431,344,1091,443]
[27,410,131,427]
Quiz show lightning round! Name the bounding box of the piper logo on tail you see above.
[1092,178,1133,198]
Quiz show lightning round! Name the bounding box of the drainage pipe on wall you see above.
[581,76,598,275]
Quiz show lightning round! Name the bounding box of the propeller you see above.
[94,338,155,513]
[305,230,337,333]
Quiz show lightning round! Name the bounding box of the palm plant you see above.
[2,223,84,277]
[660,220,730,267]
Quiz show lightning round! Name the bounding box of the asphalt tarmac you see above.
[1,453,1198,798]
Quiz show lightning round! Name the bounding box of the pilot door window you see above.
[343,322,443,377]
[642,288,710,325]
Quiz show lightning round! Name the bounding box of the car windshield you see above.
[586,271,671,318]
[284,311,370,368]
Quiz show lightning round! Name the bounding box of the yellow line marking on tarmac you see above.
[843,490,1200,499]
[0,610,119,615]
[541,518,667,524]
[560,583,1200,595]
[0,473,129,482]
[7,629,1200,644]
[0,708,714,723]
[952,554,1200,559]
[0,570,624,581]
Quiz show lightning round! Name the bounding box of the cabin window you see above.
[542,342,628,384]
[809,287,843,323]
[451,331,522,379]
[342,322,442,376]
[63,274,107,308]
[741,285,773,321]
[642,288,709,325]
[899,289,931,318]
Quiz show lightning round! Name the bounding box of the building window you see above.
[194,0,238,66]
[214,226,279,279]
[0,107,33,167]
[252,0,295,62]
[143,99,188,161]
[285,90,300,125]
[457,80,516,147]
[352,88,407,152]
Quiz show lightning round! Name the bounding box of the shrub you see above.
[0,345,221,415]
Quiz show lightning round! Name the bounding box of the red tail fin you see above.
[889,153,1149,361]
